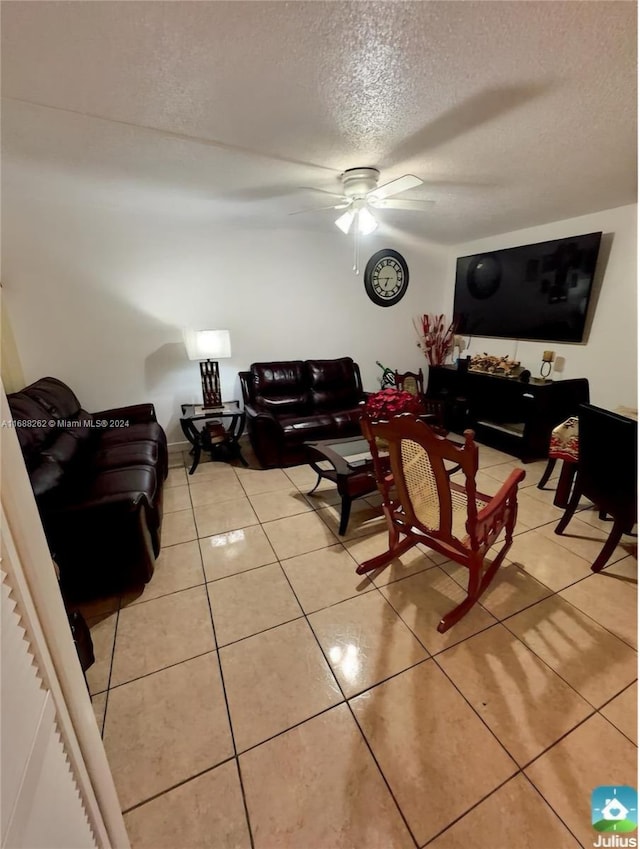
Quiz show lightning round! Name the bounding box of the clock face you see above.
[364,249,409,307]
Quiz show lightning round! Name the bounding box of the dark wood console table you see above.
[426,366,589,462]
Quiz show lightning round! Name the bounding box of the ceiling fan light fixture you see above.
[335,209,354,234]
[357,206,378,235]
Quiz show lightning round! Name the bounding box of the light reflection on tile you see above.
[200,525,277,581]
[220,619,342,752]
[194,497,259,538]
[280,544,374,613]
[309,591,428,697]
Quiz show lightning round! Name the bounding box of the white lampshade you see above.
[357,207,378,235]
[183,329,231,361]
[334,207,378,236]
[335,210,354,234]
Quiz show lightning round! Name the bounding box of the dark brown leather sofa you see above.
[239,357,367,467]
[7,377,168,600]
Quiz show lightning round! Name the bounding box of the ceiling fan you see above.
[290,167,434,272]
[291,167,434,233]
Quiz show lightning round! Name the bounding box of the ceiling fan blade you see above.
[289,201,350,216]
[371,198,435,211]
[367,174,423,201]
[299,186,347,200]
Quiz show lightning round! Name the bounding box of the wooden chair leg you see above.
[555,483,583,535]
[356,535,416,574]
[438,550,497,634]
[537,458,557,489]
[504,499,519,546]
[553,462,577,509]
[591,519,625,572]
[338,496,352,536]
[356,501,417,574]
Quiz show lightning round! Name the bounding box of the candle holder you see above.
[539,350,555,381]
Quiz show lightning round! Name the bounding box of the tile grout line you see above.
[421,767,584,849]
[273,556,423,849]
[120,756,236,816]
[99,602,121,737]
[431,634,599,770]
[347,557,634,831]
[596,678,638,711]
[115,475,636,710]
[420,772,524,847]
[595,678,639,748]
[195,499,256,849]
[103,451,635,842]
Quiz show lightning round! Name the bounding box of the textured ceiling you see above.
[1,1,636,243]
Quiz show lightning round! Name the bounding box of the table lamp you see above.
[183,329,231,408]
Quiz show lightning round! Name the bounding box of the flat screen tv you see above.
[453,232,602,343]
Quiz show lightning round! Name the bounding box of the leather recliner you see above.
[7,377,168,600]
[239,357,367,468]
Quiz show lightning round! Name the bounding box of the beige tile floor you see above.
[85,440,637,849]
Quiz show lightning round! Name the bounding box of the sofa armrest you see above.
[48,490,151,515]
[244,403,286,437]
[239,371,253,406]
[244,402,274,420]
[91,404,157,426]
[243,403,287,467]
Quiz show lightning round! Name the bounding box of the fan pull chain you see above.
[353,227,360,274]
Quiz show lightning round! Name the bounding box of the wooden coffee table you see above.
[304,436,384,535]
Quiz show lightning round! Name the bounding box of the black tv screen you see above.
[453,232,602,343]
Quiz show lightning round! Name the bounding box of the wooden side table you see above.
[180,401,247,474]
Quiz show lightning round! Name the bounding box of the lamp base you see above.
[200,360,221,407]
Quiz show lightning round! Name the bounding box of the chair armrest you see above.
[91,404,157,425]
[474,468,526,538]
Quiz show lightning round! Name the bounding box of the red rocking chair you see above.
[358,414,525,633]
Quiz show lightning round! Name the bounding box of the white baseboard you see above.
[168,440,191,454]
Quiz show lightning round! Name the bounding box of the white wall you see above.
[2,165,449,443]
[444,204,637,411]
[4,154,635,443]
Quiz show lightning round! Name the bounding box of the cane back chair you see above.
[394,369,425,397]
[359,414,525,632]
[394,369,446,432]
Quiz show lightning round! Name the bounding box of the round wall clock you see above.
[364,249,409,307]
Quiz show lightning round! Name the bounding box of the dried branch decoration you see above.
[414,314,457,366]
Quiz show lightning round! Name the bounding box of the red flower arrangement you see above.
[414,314,457,366]
[363,388,423,419]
